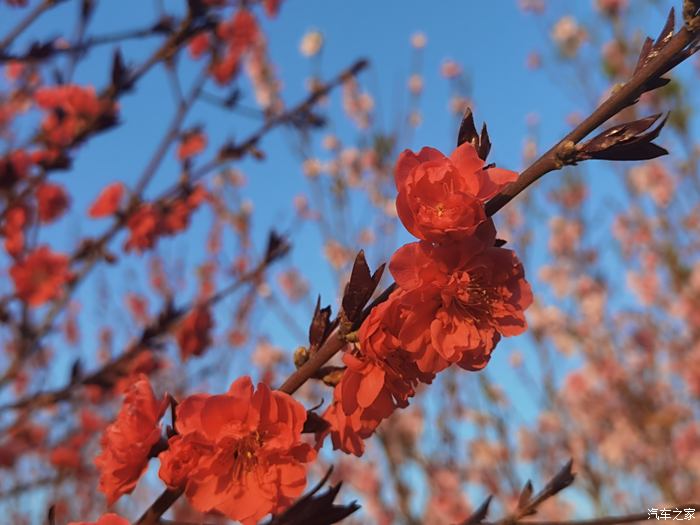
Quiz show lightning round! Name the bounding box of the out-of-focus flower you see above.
[177,130,207,160]
[411,32,427,49]
[36,182,70,223]
[89,182,125,218]
[299,30,323,57]
[10,246,71,306]
[440,59,461,79]
[408,74,423,95]
[176,306,214,360]
[595,0,627,16]
[95,375,167,504]
[69,514,129,525]
[551,16,587,57]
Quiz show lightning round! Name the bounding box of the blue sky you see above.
[1,0,696,520]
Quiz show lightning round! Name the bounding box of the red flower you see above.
[94,374,167,505]
[36,182,70,223]
[2,204,27,257]
[34,85,117,148]
[10,246,71,306]
[389,222,532,371]
[0,150,32,189]
[322,292,435,455]
[124,203,160,252]
[188,33,211,59]
[68,514,129,525]
[394,141,517,243]
[160,186,207,235]
[158,376,315,525]
[264,0,282,17]
[211,10,259,85]
[124,187,206,252]
[89,182,124,218]
[176,306,214,360]
[49,445,81,470]
[178,130,207,160]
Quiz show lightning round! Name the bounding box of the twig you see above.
[0,234,286,414]
[277,9,700,400]
[0,0,67,52]
[485,23,699,216]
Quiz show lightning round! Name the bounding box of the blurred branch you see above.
[0,231,288,414]
[0,0,67,52]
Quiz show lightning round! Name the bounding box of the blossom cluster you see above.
[323,141,533,455]
[95,375,315,525]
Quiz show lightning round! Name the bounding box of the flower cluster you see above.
[94,375,315,524]
[176,305,214,360]
[94,374,167,505]
[158,377,315,525]
[10,245,72,306]
[34,85,117,149]
[123,185,207,252]
[323,141,533,455]
[189,9,261,85]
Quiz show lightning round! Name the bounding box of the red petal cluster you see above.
[395,141,517,242]
[124,186,207,252]
[2,205,27,257]
[176,305,214,360]
[390,223,533,372]
[68,514,129,525]
[177,130,207,160]
[94,374,167,505]
[158,376,316,525]
[34,85,117,148]
[322,291,434,456]
[323,141,532,455]
[211,10,260,85]
[36,182,70,223]
[10,245,72,306]
[89,182,124,218]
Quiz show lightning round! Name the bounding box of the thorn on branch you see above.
[111,48,133,93]
[301,409,330,434]
[309,297,332,353]
[265,468,360,525]
[635,8,676,75]
[46,505,55,525]
[576,113,669,162]
[517,480,534,510]
[457,108,491,160]
[264,231,291,264]
[339,251,385,333]
[462,495,492,525]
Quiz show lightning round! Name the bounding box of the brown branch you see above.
[0,234,286,414]
[135,487,184,525]
[484,23,699,216]
[181,58,370,193]
[115,7,700,525]
[0,0,67,52]
[0,25,165,63]
[278,8,700,400]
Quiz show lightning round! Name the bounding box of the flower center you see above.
[229,432,263,479]
[450,272,495,318]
